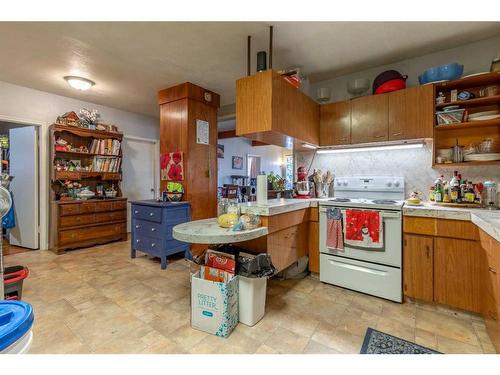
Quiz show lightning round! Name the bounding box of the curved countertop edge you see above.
[403,203,500,242]
[172,218,269,244]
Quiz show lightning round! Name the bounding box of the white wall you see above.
[309,35,500,102]
[0,80,159,250]
[217,137,288,186]
[296,143,500,201]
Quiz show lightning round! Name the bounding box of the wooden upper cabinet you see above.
[319,101,351,146]
[350,94,388,144]
[236,70,319,147]
[388,85,434,140]
[403,234,434,302]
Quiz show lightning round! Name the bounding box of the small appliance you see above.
[295,166,312,199]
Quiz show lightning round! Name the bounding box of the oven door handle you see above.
[327,258,388,276]
[319,207,400,219]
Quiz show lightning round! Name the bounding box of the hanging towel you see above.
[326,207,344,252]
[344,209,383,249]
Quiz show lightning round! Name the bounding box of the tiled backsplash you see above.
[295,143,500,200]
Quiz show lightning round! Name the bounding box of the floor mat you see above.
[360,327,441,354]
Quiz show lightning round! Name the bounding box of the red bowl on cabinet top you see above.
[374,78,407,95]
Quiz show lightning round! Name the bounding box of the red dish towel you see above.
[344,209,383,249]
[326,208,344,251]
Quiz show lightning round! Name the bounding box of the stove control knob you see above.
[386,181,393,187]
[393,181,401,187]
[336,180,342,186]
[343,181,348,186]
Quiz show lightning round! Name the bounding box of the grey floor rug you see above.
[360,328,441,354]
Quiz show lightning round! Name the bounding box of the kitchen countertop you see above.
[239,198,329,216]
[403,202,500,242]
[238,198,499,242]
[172,218,268,244]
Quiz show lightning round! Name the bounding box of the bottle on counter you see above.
[450,171,460,203]
[464,181,476,203]
[429,185,435,202]
[443,181,451,203]
[458,174,465,203]
[434,176,443,203]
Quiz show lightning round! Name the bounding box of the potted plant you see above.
[166,182,184,202]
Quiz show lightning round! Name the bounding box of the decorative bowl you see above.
[166,192,183,202]
[423,67,440,83]
[105,190,117,198]
[77,188,95,200]
[438,63,464,81]
[347,78,370,96]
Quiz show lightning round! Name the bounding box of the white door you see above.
[121,137,158,232]
[9,126,39,249]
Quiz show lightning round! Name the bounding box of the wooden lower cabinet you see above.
[403,234,433,302]
[51,198,128,253]
[434,237,482,313]
[308,221,319,273]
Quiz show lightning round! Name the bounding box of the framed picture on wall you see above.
[232,156,243,170]
[217,144,224,159]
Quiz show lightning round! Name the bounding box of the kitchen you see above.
[0,17,500,370]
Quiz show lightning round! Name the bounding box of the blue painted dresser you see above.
[130,200,191,269]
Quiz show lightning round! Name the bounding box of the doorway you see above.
[121,136,159,232]
[0,121,40,253]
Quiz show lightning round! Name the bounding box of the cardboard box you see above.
[191,270,239,338]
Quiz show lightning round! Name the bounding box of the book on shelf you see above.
[89,139,121,155]
[92,156,122,173]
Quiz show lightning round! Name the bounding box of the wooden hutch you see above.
[49,124,127,253]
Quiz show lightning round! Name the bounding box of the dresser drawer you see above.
[113,200,127,211]
[59,204,80,216]
[59,223,126,245]
[134,236,164,256]
[164,205,189,224]
[80,202,97,214]
[95,201,114,212]
[133,219,164,239]
[96,210,126,223]
[60,213,95,228]
[132,205,162,223]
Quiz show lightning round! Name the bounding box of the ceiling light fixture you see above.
[64,76,95,91]
[317,142,424,154]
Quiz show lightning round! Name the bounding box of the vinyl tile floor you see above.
[4,240,496,354]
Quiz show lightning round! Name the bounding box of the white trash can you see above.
[0,301,34,354]
[238,276,267,326]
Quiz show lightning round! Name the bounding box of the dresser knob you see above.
[149,212,154,217]
[151,228,156,232]
[134,210,139,214]
[151,243,156,247]
[136,239,140,243]
[135,225,141,229]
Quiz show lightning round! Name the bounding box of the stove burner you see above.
[371,199,397,205]
[329,198,351,202]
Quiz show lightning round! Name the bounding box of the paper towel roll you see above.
[257,175,267,205]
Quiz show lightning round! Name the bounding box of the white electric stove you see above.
[319,176,404,302]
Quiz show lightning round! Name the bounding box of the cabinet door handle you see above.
[375,135,385,138]
[392,132,402,136]
[489,267,497,274]
[426,245,430,259]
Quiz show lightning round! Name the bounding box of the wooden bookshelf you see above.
[49,123,127,253]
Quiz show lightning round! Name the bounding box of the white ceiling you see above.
[1,22,499,118]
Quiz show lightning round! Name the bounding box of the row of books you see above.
[89,139,121,155]
[92,156,122,173]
